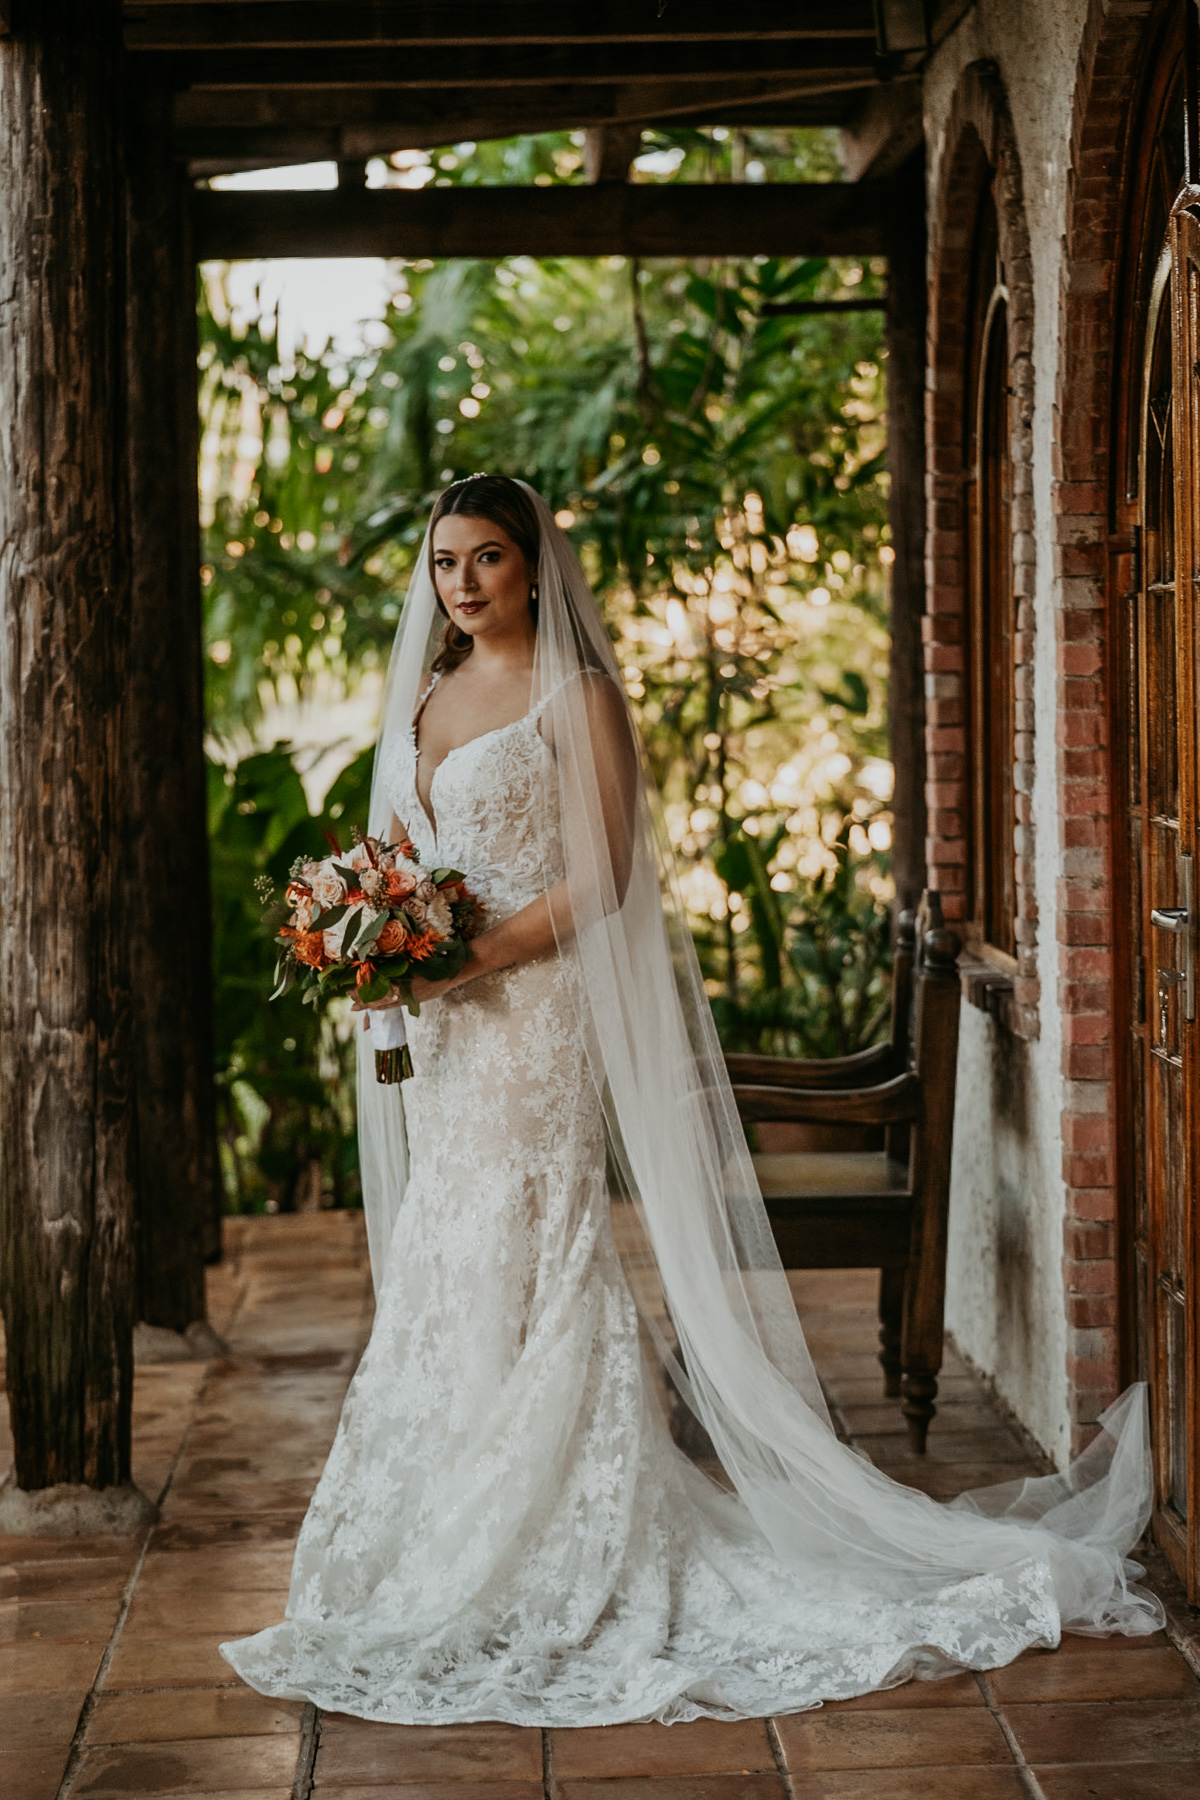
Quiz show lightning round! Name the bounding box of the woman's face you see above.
[431,514,535,645]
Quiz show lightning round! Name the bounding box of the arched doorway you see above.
[1109,11,1198,1591]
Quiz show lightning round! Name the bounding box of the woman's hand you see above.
[349,971,459,1015]
[408,972,461,1004]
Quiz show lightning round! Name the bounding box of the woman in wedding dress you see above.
[222,476,1162,1727]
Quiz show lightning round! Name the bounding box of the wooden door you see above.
[1131,204,1200,1594]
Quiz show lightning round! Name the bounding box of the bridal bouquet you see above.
[264,832,482,1083]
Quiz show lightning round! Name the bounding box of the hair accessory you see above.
[461,470,490,483]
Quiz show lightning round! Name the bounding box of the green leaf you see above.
[309,902,347,931]
[356,910,389,956]
[817,671,870,715]
[357,972,393,1004]
[269,957,297,1002]
[372,954,412,979]
[339,906,364,955]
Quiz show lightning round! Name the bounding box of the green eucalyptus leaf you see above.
[309,902,347,931]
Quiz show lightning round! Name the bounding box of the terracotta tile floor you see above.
[2,1212,1198,1800]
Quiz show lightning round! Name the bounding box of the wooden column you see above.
[0,0,150,1518]
[124,76,225,1346]
[883,152,929,916]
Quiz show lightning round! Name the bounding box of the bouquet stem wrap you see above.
[366,1006,413,1085]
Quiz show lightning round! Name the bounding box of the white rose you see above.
[326,904,382,961]
[415,877,437,903]
[359,868,386,903]
[310,866,347,911]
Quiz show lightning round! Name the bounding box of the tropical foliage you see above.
[201,126,895,1211]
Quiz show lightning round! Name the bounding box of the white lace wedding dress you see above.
[220,686,1147,1726]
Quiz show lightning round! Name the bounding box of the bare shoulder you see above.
[539,666,632,751]
[579,667,630,726]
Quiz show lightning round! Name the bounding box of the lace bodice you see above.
[376,675,565,927]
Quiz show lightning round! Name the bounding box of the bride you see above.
[222,475,1162,1726]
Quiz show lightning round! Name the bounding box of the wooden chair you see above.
[725,894,962,1451]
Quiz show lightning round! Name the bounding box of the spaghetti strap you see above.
[532,668,593,715]
[411,668,443,734]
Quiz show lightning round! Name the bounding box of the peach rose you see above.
[375,919,408,955]
[386,861,419,903]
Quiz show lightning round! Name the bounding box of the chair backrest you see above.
[896,895,962,1171]
[889,906,918,1064]
[910,892,960,1078]
[886,893,960,1167]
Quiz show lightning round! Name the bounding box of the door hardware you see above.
[1150,850,1196,1021]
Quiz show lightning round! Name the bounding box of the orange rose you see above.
[375,919,408,955]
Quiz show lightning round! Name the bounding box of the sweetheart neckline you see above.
[408,707,535,769]
[405,711,544,842]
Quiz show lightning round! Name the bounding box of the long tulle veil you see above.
[357,481,1162,1644]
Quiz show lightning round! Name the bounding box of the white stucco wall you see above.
[924,0,1091,1467]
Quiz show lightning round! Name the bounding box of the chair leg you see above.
[878,1268,903,1398]
[899,1257,942,1452]
[900,1368,939,1453]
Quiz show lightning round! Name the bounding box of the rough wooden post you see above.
[0,0,153,1528]
[884,151,929,915]
[125,74,226,1358]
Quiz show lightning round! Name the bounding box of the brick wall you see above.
[925,60,1040,1040]
[1053,0,1156,1453]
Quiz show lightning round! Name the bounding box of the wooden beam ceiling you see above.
[178,100,867,174]
[175,75,897,172]
[176,76,874,134]
[124,2,879,52]
[124,0,947,180]
[155,40,879,94]
[192,178,891,262]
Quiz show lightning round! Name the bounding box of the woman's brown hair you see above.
[426,475,541,676]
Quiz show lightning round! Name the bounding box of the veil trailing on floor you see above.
[358,480,1162,1645]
